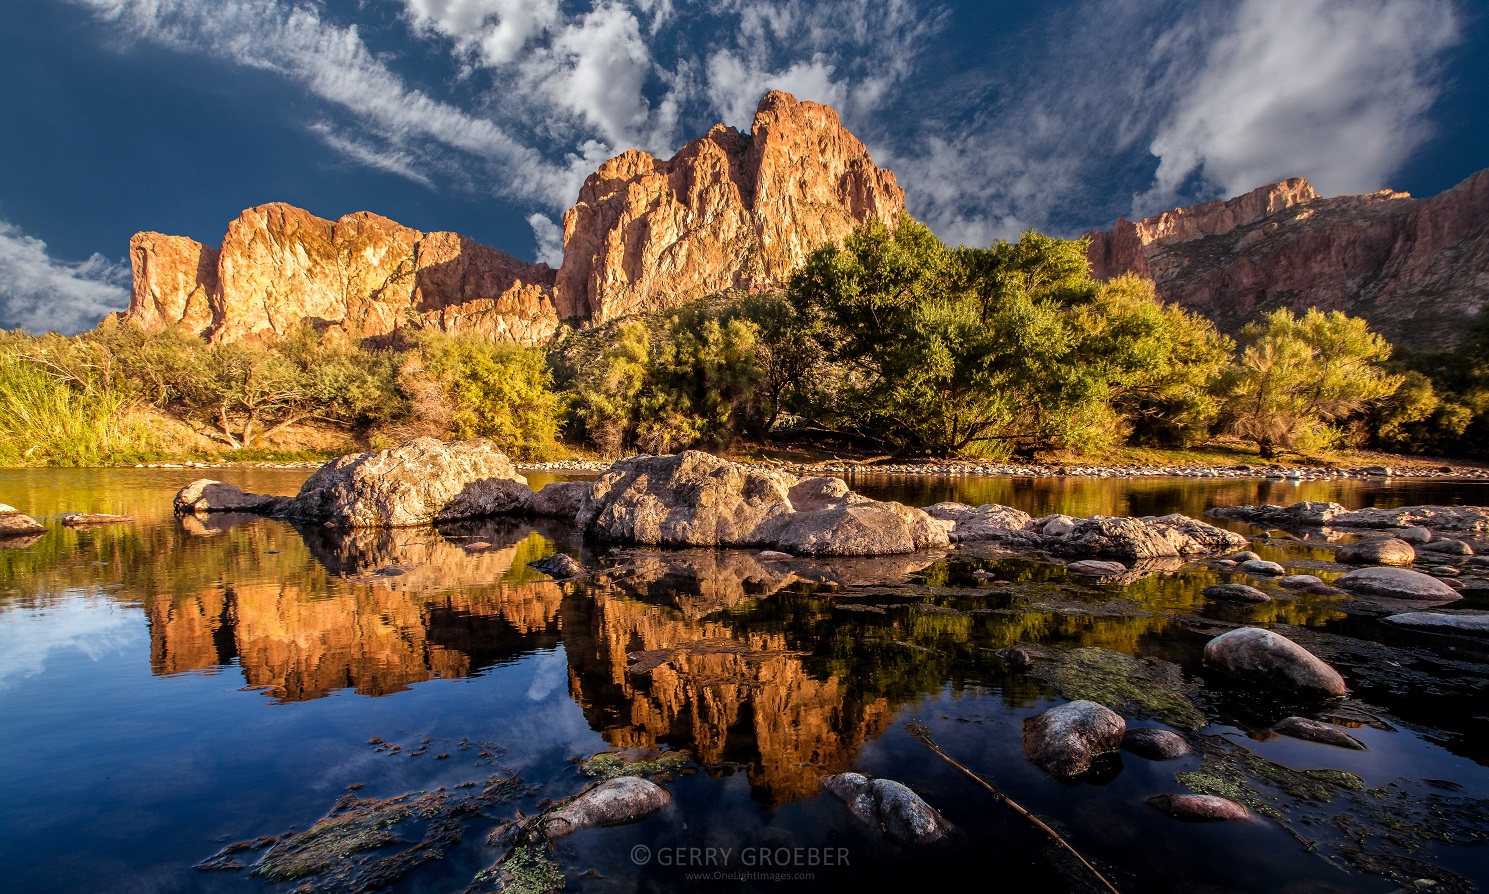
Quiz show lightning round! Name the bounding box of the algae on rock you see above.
[1034,647,1207,731]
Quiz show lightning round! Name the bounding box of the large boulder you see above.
[922,502,1033,542]
[1022,700,1126,779]
[0,511,45,537]
[1334,567,1463,601]
[820,773,951,847]
[540,777,671,838]
[1208,501,1346,527]
[1202,628,1346,698]
[1203,583,1272,603]
[933,506,1245,560]
[578,452,948,556]
[173,479,287,515]
[528,480,591,519]
[286,438,530,527]
[1335,537,1416,566]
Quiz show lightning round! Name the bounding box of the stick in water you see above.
[905,721,1122,894]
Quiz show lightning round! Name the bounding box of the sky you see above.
[1,0,1484,334]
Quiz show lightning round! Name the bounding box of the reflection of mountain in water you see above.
[146,519,570,700]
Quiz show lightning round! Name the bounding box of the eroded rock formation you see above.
[1087,170,1489,351]
[120,91,902,343]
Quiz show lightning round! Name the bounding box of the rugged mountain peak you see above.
[555,90,904,322]
[124,203,560,345]
[1087,170,1488,351]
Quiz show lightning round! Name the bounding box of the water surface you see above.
[2,469,1487,893]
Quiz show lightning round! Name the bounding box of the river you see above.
[1,468,1487,893]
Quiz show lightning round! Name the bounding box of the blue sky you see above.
[1,0,1484,334]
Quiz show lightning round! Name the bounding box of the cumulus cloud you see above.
[526,213,565,268]
[0,219,130,335]
[1136,0,1460,214]
[0,596,143,690]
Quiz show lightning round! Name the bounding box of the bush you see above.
[422,334,563,460]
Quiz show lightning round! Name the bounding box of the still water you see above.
[2,468,1488,893]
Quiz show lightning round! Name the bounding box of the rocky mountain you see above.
[118,91,903,343]
[1087,169,1489,351]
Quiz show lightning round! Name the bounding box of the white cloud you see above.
[0,219,130,335]
[309,123,437,189]
[526,213,564,267]
[0,597,143,689]
[1136,0,1460,214]
[402,0,560,68]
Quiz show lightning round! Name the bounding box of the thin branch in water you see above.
[904,721,1122,894]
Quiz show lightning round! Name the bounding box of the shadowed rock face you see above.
[120,91,902,343]
[1086,169,1489,351]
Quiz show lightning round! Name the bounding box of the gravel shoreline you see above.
[127,457,1489,480]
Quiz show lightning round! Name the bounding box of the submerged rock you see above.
[820,773,952,847]
[58,512,134,527]
[1022,700,1126,779]
[1334,567,1463,601]
[528,480,590,519]
[1336,538,1417,566]
[1202,627,1347,698]
[1203,583,1272,603]
[1147,793,1250,823]
[529,553,584,579]
[540,777,671,838]
[1380,611,1489,638]
[1240,559,1285,575]
[287,438,530,527]
[1123,728,1192,760]
[173,479,286,515]
[1033,647,1206,731]
[1272,717,1366,750]
[1067,559,1128,577]
[578,452,948,555]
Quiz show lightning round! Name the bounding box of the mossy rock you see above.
[1035,647,1207,731]
[580,748,692,779]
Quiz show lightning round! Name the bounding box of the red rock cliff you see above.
[1087,170,1489,351]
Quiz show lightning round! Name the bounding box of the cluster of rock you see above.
[1210,500,1489,535]
[1086,169,1489,352]
[119,91,903,345]
[924,502,1246,563]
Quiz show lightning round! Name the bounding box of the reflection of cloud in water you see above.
[0,595,142,688]
[526,648,567,701]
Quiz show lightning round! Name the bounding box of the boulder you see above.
[1122,728,1191,760]
[820,773,952,847]
[540,777,671,838]
[528,480,591,519]
[0,513,46,537]
[0,503,17,513]
[1380,611,1489,638]
[1229,551,1260,562]
[286,438,530,527]
[1397,526,1433,544]
[1419,538,1474,556]
[923,502,1033,542]
[1331,505,1489,534]
[1041,514,1077,536]
[174,479,286,515]
[1272,716,1366,750]
[1067,560,1128,577]
[1335,537,1417,566]
[1146,794,1250,823]
[1022,700,1126,779]
[1202,627,1347,698]
[1240,559,1285,575]
[1203,584,1271,603]
[1334,567,1463,601]
[578,452,948,556]
[1278,574,1325,590]
[1208,501,1347,528]
[529,554,585,580]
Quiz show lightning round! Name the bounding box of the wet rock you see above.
[1332,505,1489,534]
[528,553,584,579]
[1209,501,1347,527]
[1336,537,1417,566]
[1202,627,1347,698]
[0,512,46,537]
[579,452,948,555]
[1230,551,1260,562]
[998,647,1035,672]
[923,502,1033,542]
[173,479,287,515]
[756,550,793,561]
[528,481,590,519]
[820,773,952,847]
[1147,793,1250,822]
[1240,559,1285,575]
[58,513,134,527]
[1022,700,1126,779]
[1334,567,1463,601]
[1041,514,1077,536]
[540,777,671,838]
[1279,574,1325,590]
[1418,538,1474,556]
[1380,611,1489,638]
[1272,716,1366,750]
[1396,526,1433,544]
[1466,556,1489,569]
[1067,559,1128,576]
[287,438,530,527]
[1033,647,1205,730]
[1123,728,1191,760]
[1203,584,1271,603]
[0,503,16,514]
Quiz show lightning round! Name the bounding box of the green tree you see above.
[422,334,563,460]
[1219,308,1402,458]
